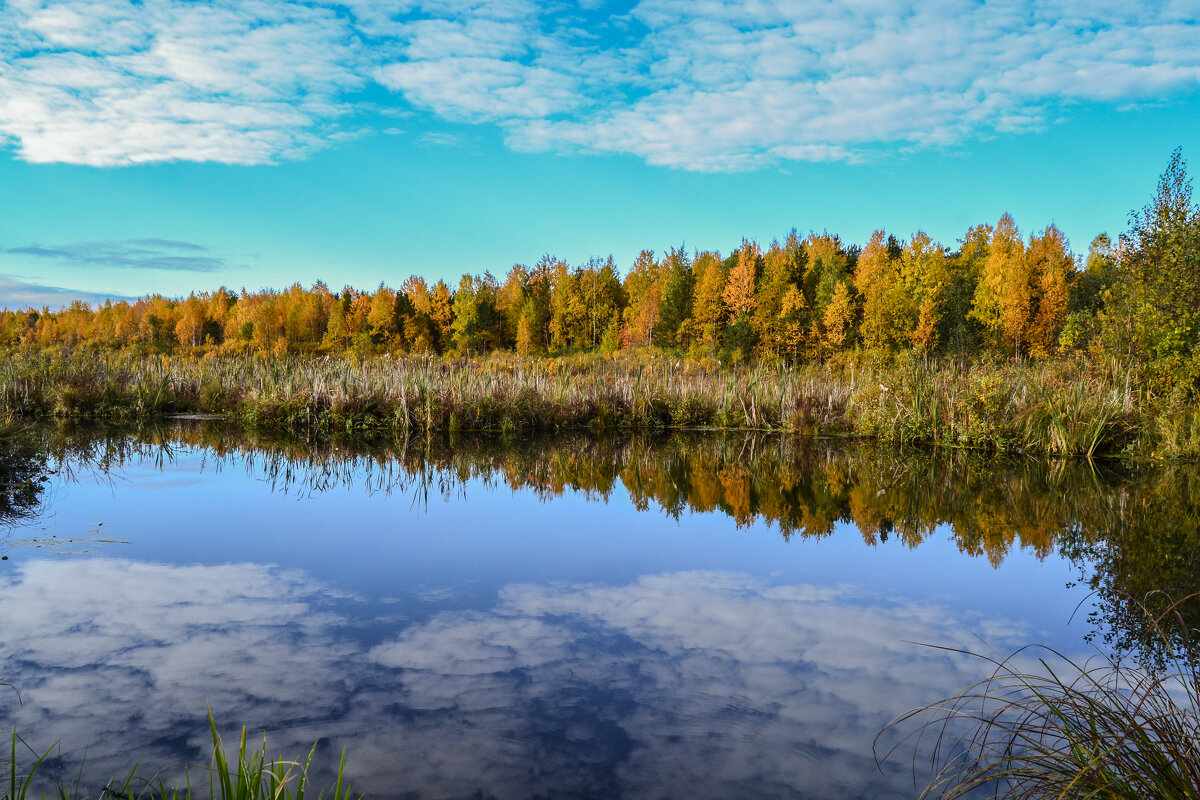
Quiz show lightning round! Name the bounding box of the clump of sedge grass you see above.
[877,595,1200,799]
[1017,381,1129,457]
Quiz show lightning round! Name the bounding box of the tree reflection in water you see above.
[10,421,1200,667]
[0,423,50,533]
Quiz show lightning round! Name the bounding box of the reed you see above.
[0,348,1183,456]
[1016,381,1129,457]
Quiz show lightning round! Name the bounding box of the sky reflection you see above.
[0,429,1123,798]
[0,559,1051,799]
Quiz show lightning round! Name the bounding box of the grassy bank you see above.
[0,348,1195,457]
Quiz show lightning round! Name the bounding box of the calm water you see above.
[1,425,1197,799]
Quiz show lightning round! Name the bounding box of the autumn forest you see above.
[7,155,1196,369]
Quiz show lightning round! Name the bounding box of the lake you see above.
[1,424,1195,799]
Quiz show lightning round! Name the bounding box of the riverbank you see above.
[0,349,1194,457]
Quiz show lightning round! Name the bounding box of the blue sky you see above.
[0,0,1197,307]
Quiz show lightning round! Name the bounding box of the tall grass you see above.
[1017,381,1129,457]
[1,710,358,800]
[0,350,856,434]
[879,595,1200,799]
[0,348,1183,455]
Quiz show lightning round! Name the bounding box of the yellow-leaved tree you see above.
[1027,225,1073,358]
[724,240,760,322]
[971,213,1032,356]
[690,251,727,352]
[778,285,809,362]
[901,231,949,354]
[855,230,907,350]
[822,281,854,353]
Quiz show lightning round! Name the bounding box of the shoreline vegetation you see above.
[0,349,1180,457]
[1,151,1199,457]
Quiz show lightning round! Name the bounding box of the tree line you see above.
[5,151,1198,385]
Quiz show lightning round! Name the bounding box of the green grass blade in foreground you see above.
[192,708,358,800]
[6,729,57,800]
[1,708,362,800]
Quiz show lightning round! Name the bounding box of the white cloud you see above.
[7,238,227,271]
[0,0,364,166]
[417,130,469,148]
[0,0,1196,169]
[381,0,1200,170]
[377,58,579,120]
[0,274,132,309]
[372,0,583,121]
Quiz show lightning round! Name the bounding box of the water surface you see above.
[1,426,1196,799]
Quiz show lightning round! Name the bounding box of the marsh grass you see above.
[0,348,1184,455]
[1152,404,1200,458]
[1017,382,1130,457]
[878,595,1200,799]
[1,711,357,800]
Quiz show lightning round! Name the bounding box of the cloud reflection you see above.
[0,561,1043,798]
[0,559,356,771]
